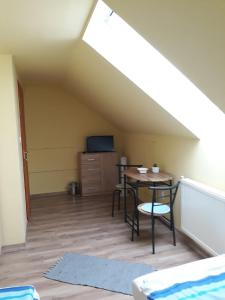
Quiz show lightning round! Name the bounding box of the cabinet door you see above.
[101,153,117,192]
[80,153,102,196]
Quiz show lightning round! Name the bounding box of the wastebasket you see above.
[68,181,80,196]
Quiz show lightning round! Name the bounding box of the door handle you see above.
[24,151,28,161]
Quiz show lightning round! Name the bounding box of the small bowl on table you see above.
[137,167,148,174]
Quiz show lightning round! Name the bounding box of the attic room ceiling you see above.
[0,0,224,138]
[66,41,194,137]
[0,0,95,82]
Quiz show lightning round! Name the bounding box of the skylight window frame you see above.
[83,0,225,139]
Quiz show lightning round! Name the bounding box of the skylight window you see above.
[83,0,225,139]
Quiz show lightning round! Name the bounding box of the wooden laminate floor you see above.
[0,194,205,299]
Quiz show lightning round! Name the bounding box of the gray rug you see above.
[44,253,155,295]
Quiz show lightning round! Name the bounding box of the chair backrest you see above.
[148,181,180,211]
[116,164,143,184]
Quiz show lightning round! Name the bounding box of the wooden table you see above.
[122,168,173,224]
[123,168,173,184]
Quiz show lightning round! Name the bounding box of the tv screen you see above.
[86,136,114,153]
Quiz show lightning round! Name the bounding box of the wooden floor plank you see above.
[0,194,205,299]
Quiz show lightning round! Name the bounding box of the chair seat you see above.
[138,202,170,215]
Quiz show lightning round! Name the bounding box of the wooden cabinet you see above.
[79,152,117,196]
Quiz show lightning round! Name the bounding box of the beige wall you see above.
[124,133,225,228]
[24,85,124,194]
[0,55,27,246]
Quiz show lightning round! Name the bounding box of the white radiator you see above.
[181,178,225,255]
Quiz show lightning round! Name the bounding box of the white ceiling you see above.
[0,0,224,138]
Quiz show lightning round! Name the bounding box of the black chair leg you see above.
[129,188,139,240]
[131,209,140,241]
[171,216,176,246]
[131,210,135,241]
[151,216,155,254]
[118,191,121,210]
[170,210,176,246]
[172,226,176,246]
[112,190,116,217]
[112,189,120,217]
[136,209,139,236]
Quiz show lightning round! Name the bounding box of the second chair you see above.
[131,181,180,254]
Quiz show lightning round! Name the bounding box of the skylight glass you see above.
[83,0,225,139]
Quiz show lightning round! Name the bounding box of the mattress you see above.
[133,254,225,300]
[0,285,40,300]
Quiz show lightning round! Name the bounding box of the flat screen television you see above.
[86,136,114,153]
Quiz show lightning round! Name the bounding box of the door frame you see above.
[18,82,31,220]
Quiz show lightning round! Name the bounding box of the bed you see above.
[133,254,225,300]
[0,285,39,300]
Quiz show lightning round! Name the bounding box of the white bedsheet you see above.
[133,254,225,300]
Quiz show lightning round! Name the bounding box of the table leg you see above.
[124,174,127,222]
[136,181,140,235]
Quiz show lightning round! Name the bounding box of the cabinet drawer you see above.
[80,154,100,164]
[81,165,101,178]
[82,185,101,195]
[81,163,100,172]
[81,176,101,185]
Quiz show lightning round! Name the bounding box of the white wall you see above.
[0,55,27,246]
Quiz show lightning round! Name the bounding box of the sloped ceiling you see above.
[0,0,225,137]
[0,0,95,82]
[66,41,193,136]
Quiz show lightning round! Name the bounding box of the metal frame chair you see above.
[132,181,180,254]
[112,164,143,218]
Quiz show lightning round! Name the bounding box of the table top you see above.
[123,168,173,183]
